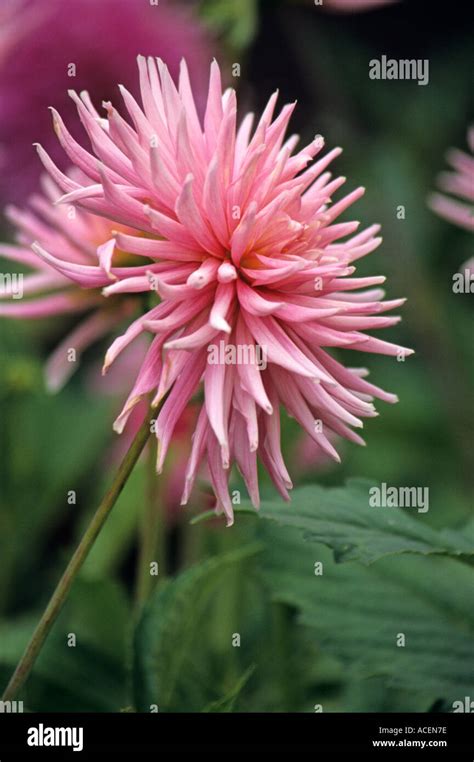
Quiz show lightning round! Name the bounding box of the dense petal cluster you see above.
[428,126,474,234]
[32,57,411,524]
[0,172,142,390]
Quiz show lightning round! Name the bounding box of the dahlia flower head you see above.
[428,126,474,234]
[29,57,411,525]
[0,0,210,204]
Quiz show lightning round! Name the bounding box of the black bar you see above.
[0,712,472,756]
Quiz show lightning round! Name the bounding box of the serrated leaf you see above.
[262,523,474,700]
[251,480,474,564]
[133,544,261,712]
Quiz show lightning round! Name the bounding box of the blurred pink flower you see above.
[428,126,474,234]
[34,58,411,525]
[0,170,146,391]
[0,0,211,204]
[292,431,340,477]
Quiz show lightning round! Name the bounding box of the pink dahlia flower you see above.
[428,126,474,234]
[34,57,412,525]
[0,170,147,391]
[0,0,210,204]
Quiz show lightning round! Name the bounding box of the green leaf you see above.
[262,524,474,700]
[133,543,261,712]
[252,479,474,564]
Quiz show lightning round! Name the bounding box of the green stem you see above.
[1,407,156,703]
[135,434,166,609]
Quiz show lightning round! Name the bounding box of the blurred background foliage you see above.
[0,0,473,713]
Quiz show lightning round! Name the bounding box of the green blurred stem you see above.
[182,511,203,569]
[272,601,297,711]
[135,434,167,609]
[1,406,157,703]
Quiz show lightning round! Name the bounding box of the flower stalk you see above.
[1,406,156,703]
